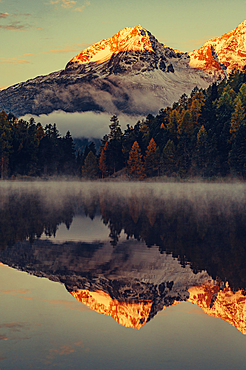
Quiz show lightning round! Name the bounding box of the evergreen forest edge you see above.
[2,68,246,180]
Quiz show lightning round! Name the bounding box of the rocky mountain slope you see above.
[0,25,216,117]
[189,20,246,76]
[1,22,246,117]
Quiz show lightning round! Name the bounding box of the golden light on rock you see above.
[70,289,152,329]
[188,283,246,334]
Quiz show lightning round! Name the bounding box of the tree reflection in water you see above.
[1,182,246,331]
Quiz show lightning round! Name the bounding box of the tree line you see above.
[2,68,246,179]
[1,187,246,291]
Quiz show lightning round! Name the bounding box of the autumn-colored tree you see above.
[190,92,205,127]
[127,141,145,179]
[177,111,194,138]
[167,109,179,136]
[237,83,246,109]
[82,151,98,179]
[144,138,160,177]
[99,140,109,178]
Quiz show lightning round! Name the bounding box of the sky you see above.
[1,0,246,90]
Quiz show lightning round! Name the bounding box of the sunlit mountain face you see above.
[2,22,246,116]
[1,182,246,332]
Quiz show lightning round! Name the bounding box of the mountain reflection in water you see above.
[1,181,246,333]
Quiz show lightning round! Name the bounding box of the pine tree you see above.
[127,141,145,179]
[108,115,123,173]
[109,115,122,140]
[144,138,160,177]
[99,141,109,178]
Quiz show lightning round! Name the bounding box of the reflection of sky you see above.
[41,215,111,243]
[1,264,246,369]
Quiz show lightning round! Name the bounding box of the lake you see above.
[0,181,246,369]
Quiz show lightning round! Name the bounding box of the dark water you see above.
[1,181,246,369]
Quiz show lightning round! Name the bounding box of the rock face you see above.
[0,25,215,117]
[189,20,246,77]
[188,284,246,335]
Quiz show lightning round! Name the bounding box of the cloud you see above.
[0,12,8,18]
[21,53,34,57]
[0,13,41,31]
[0,57,30,64]
[47,342,89,361]
[49,345,75,356]
[0,22,28,30]
[49,0,77,8]
[74,0,90,11]
[49,0,90,11]
[74,5,85,11]
[21,111,144,138]
[0,323,27,331]
[11,12,32,18]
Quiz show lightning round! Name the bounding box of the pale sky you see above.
[1,0,246,89]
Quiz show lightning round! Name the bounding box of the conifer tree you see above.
[161,139,175,175]
[177,111,194,138]
[99,141,109,178]
[230,98,245,138]
[0,111,12,178]
[127,141,145,179]
[167,109,179,137]
[144,138,160,177]
[82,151,98,179]
[195,125,208,176]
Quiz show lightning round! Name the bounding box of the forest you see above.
[1,68,246,179]
[1,187,246,291]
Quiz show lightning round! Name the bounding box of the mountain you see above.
[1,22,246,118]
[0,238,214,329]
[0,25,217,117]
[189,20,246,77]
[2,237,246,333]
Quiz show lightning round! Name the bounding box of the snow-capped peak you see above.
[189,20,246,76]
[68,25,154,65]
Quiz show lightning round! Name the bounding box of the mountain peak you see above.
[68,25,154,66]
[189,20,246,76]
[236,20,246,30]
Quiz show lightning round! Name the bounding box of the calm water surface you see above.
[1,181,246,369]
